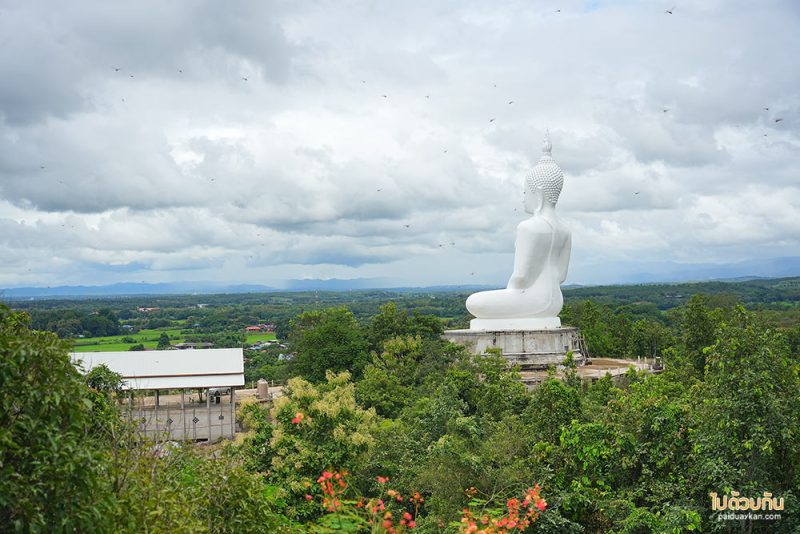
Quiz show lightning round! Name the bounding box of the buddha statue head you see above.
[524,132,564,214]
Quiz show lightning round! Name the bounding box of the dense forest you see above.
[2,278,799,532]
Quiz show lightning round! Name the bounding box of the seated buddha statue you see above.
[466,133,571,330]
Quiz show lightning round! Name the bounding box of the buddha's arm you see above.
[558,232,572,283]
[507,226,549,290]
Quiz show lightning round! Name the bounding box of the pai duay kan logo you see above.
[710,490,784,521]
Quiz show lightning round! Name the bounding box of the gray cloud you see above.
[1,0,799,288]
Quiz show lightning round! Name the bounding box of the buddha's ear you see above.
[534,186,545,211]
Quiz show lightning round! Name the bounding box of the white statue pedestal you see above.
[443,327,585,370]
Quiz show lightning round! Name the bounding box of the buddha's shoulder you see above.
[517,217,556,234]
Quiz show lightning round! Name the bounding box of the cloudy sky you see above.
[1,0,798,289]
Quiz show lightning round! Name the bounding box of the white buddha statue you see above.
[467,133,571,330]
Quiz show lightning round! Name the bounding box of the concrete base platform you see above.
[443,327,585,370]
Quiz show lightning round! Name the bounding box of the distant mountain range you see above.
[0,280,492,299]
[3,256,799,298]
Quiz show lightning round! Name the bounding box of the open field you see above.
[245,332,277,344]
[70,328,276,352]
[71,328,186,352]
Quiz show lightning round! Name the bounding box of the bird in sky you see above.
[634,191,640,195]
[376,188,382,192]
[663,108,670,113]
[508,100,514,104]
[489,118,496,122]
[764,107,770,111]
[425,95,430,99]
[443,149,448,153]
[403,224,411,228]
[178,69,183,73]
[665,6,675,14]
[383,94,388,98]
[40,165,45,169]
[775,118,784,123]
[242,77,248,81]
[114,67,121,72]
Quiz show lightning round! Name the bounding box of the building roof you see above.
[72,348,244,390]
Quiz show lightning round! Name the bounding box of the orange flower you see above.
[536,499,547,511]
[291,412,304,424]
[377,476,389,484]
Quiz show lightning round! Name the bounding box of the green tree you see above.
[289,307,369,382]
[690,307,800,530]
[265,371,378,518]
[0,305,112,531]
[680,294,717,374]
[156,332,171,349]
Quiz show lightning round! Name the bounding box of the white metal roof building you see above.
[72,348,245,390]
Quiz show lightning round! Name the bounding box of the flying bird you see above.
[443,149,448,153]
[178,69,183,73]
[382,94,388,98]
[489,118,496,122]
[664,6,675,14]
[764,107,770,111]
[40,165,45,169]
[129,74,134,78]
[376,188,382,192]
[663,108,670,113]
[242,77,248,81]
[403,224,411,228]
[508,100,514,104]
[634,191,640,195]
[425,95,430,99]
[114,67,121,72]
[775,118,784,123]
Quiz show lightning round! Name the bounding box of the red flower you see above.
[377,476,389,484]
[291,412,304,424]
[536,499,547,511]
[304,494,313,501]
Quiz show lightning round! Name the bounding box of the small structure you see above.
[73,348,244,441]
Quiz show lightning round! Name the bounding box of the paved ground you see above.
[520,358,658,386]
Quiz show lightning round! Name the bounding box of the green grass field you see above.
[245,332,277,344]
[69,328,277,352]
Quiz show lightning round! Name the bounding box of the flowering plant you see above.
[455,485,546,533]
[307,470,421,533]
